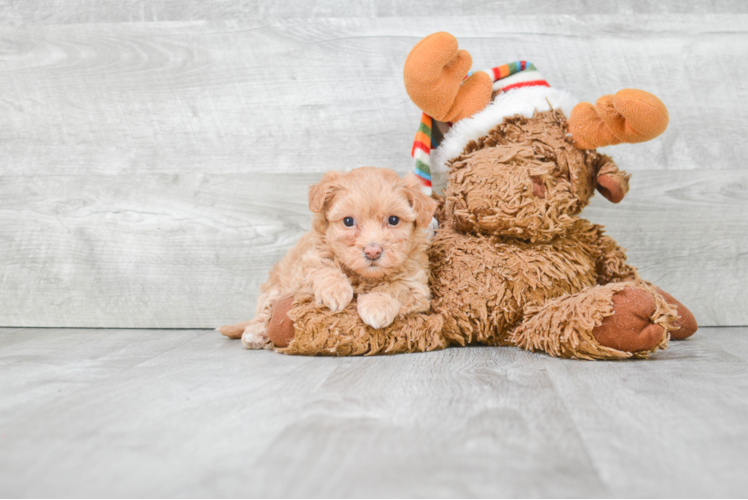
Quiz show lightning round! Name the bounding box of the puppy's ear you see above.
[401,173,438,227]
[309,171,343,213]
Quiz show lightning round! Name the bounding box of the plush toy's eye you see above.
[343,217,355,227]
[388,216,400,226]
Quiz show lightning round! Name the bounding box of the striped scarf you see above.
[412,61,549,195]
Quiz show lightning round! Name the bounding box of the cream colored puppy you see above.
[219,167,438,349]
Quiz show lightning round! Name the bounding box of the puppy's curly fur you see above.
[219,167,438,349]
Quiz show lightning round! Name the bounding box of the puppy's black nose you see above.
[364,245,383,260]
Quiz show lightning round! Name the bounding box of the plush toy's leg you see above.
[655,288,698,340]
[270,297,447,356]
[593,231,697,341]
[509,282,678,360]
[590,287,671,353]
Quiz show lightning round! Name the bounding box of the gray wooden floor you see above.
[1,326,746,498]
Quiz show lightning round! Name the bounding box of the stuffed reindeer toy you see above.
[221,32,697,359]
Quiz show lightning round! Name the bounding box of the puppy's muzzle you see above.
[364,244,383,261]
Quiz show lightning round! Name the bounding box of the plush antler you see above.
[568,89,669,150]
[403,32,493,123]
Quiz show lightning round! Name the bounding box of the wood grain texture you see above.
[546,333,748,498]
[0,12,746,328]
[584,170,748,327]
[0,173,311,328]
[0,16,746,177]
[1,1,746,25]
[0,170,745,328]
[0,326,746,497]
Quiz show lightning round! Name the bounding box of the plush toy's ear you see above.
[568,89,669,150]
[308,171,343,213]
[595,159,631,204]
[403,32,493,123]
[401,173,438,227]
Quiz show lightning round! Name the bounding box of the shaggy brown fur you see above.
[278,295,447,356]
[445,110,627,241]
[269,109,695,359]
[424,110,679,359]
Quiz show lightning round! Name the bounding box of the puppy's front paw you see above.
[241,322,271,350]
[357,292,400,329]
[315,280,354,313]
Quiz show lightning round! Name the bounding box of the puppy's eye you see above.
[388,216,400,226]
[343,217,355,227]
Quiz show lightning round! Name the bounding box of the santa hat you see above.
[411,62,557,195]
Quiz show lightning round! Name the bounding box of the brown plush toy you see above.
[224,32,697,359]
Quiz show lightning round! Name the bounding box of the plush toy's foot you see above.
[656,288,698,340]
[569,89,669,149]
[403,32,492,123]
[591,287,668,353]
[266,296,296,348]
[510,282,675,360]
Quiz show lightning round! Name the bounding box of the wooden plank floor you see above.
[1,326,747,498]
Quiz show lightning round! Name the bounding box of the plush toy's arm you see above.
[584,151,631,204]
[593,231,639,285]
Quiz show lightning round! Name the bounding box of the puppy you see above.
[219,167,438,349]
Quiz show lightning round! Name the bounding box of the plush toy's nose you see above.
[364,245,383,260]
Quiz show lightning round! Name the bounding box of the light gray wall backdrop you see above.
[1,1,746,328]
